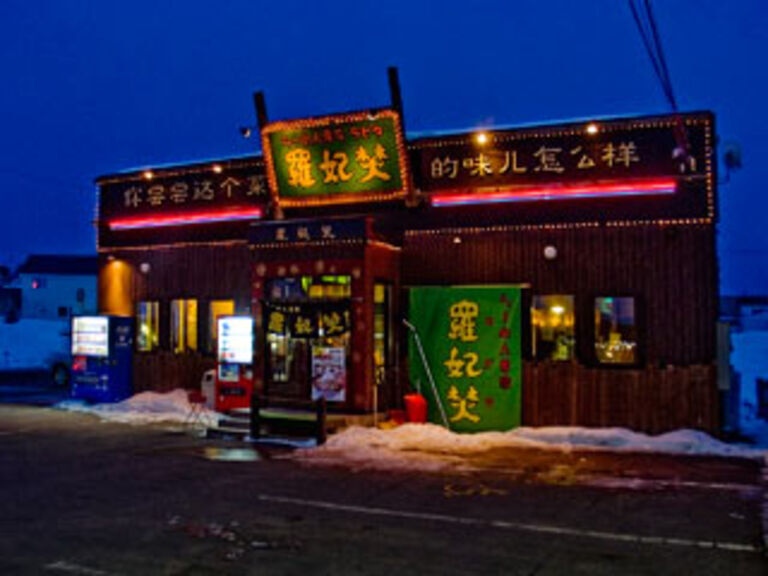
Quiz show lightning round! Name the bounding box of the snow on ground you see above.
[291,423,766,473]
[57,389,220,427]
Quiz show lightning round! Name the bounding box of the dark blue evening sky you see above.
[0,1,765,294]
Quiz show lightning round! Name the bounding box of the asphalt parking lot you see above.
[0,404,765,575]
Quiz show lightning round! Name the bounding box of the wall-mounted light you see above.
[586,123,599,135]
[543,245,557,260]
[452,236,462,244]
[142,170,154,180]
[475,132,489,145]
[139,262,151,274]
[212,164,223,174]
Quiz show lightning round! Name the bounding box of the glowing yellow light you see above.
[475,132,489,145]
[212,164,223,174]
[551,305,565,315]
[586,123,599,135]
[143,170,154,180]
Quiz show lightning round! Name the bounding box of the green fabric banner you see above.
[408,286,522,432]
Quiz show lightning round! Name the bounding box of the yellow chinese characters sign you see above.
[261,109,409,207]
[409,286,522,432]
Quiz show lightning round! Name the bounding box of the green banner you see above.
[408,286,522,432]
[262,110,406,203]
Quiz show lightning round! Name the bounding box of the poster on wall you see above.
[311,346,347,402]
[408,286,522,432]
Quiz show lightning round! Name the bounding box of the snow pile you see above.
[57,389,220,427]
[291,423,765,472]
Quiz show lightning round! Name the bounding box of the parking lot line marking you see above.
[258,494,762,554]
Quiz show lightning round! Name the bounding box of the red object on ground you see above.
[404,393,428,423]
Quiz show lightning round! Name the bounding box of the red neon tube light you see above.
[431,180,677,207]
[109,207,263,230]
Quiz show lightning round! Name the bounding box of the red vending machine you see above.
[215,315,255,412]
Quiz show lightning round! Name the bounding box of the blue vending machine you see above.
[71,315,134,403]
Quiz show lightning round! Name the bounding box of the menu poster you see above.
[311,347,346,402]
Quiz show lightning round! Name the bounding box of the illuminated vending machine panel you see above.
[71,315,133,403]
[215,315,254,411]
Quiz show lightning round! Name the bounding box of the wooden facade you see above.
[95,111,720,433]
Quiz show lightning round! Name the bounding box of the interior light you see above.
[551,305,565,315]
[586,123,599,135]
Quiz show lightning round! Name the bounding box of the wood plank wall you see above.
[402,224,720,432]
[402,225,717,366]
[522,362,718,433]
[107,243,252,393]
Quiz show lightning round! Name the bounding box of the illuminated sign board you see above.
[410,113,714,221]
[261,109,410,208]
[72,316,109,358]
[217,316,254,364]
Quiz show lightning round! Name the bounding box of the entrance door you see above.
[263,276,352,402]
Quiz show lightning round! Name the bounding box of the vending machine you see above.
[215,315,255,412]
[70,315,133,403]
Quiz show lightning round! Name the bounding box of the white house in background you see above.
[0,255,98,382]
[14,255,98,320]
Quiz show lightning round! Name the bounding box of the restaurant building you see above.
[96,105,718,433]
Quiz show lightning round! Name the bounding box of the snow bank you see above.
[57,389,220,427]
[291,423,765,472]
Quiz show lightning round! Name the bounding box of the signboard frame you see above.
[261,108,411,208]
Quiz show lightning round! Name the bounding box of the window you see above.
[266,276,351,301]
[136,301,159,352]
[594,297,637,364]
[531,295,575,361]
[171,299,198,353]
[208,300,235,354]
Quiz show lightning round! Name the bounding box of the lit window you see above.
[531,295,575,361]
[208,300,235,353]
[171,299,198,353]
[136,301,159,352]
[594,297,637,364]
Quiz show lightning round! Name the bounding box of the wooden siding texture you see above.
[522,362,718,433]
[402,225,717,366]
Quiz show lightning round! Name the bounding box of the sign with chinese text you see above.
[98,158,268,246]
[311,346,347,402]
[408,286,522,432]
[249,217,368,245]
[261,109,409,207]
[265,303,350,340]
[410,113,714,222]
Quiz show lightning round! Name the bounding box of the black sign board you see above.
[97,158,269,247]
[412,115,711,192]
[249,217,368,246]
